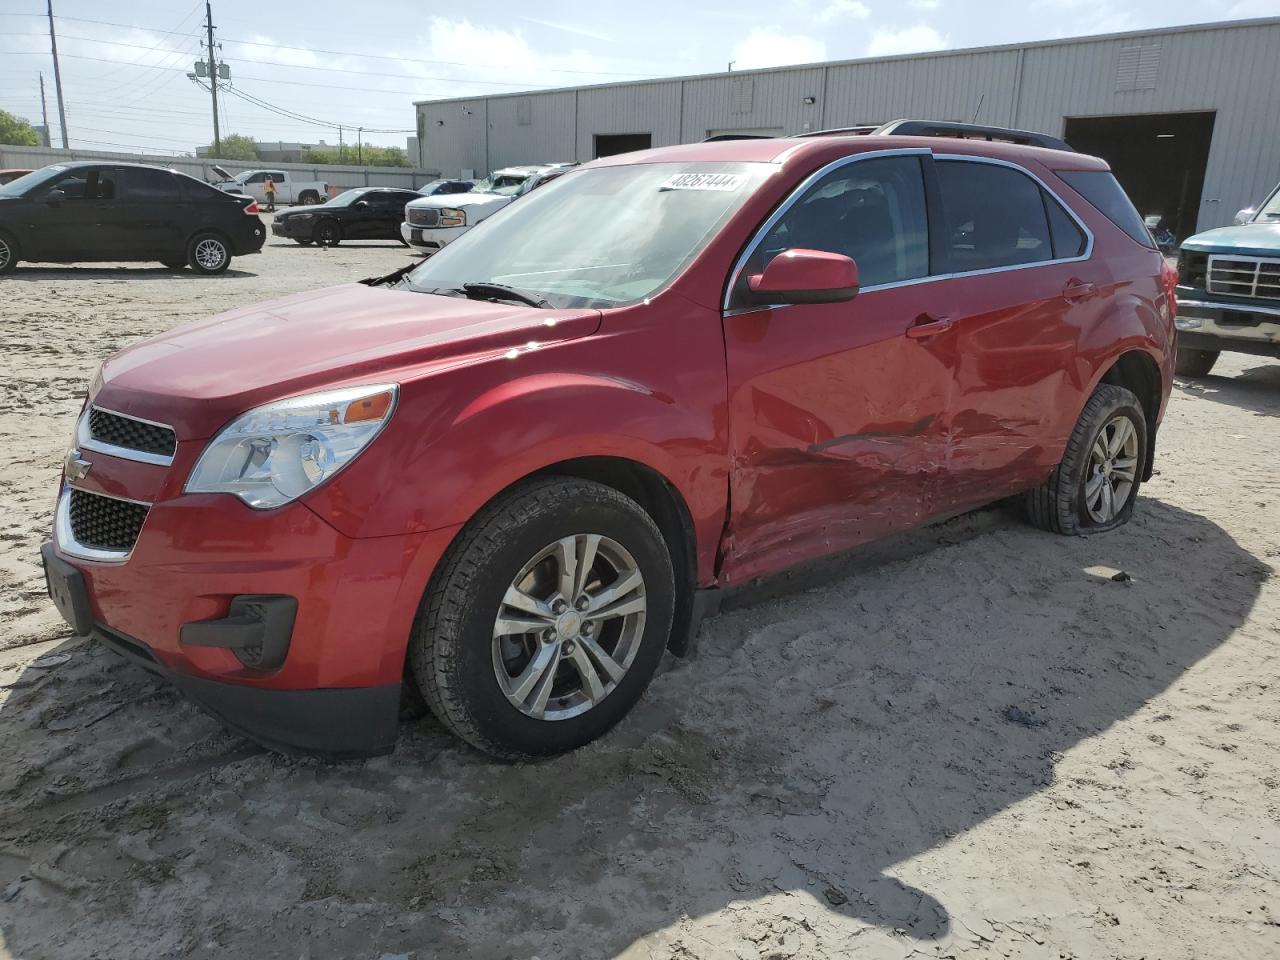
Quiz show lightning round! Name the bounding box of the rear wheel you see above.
[314,220,342,246]
[1174,347,1219,378]
[409,477,675,759]
[1026,384,1147,536]
[0,231,19,275]
[186,232,231,275]
[298,190,320,205]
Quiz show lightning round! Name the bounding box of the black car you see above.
[0,162,265,275]
[271,187,425,247]
[417,178,475,197]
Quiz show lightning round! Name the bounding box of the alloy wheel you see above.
[194,238,227,271]
[492,533,647,721]
[0,237,10,270]
[1084,414,1139,523]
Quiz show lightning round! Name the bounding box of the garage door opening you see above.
[1064,111,1215,243]
[593,133,652,158]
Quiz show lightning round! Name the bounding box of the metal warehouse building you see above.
[414,17,1280,239]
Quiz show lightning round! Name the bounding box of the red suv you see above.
[42,126,1175,759]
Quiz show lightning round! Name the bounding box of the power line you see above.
[0,13,662,78]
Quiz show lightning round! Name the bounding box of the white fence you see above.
[0,144,441,195]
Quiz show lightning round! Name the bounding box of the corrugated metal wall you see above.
[416,19,1280,231]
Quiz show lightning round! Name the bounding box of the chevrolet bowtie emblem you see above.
[65,450,92,482]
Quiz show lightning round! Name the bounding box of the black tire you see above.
[1025,383,1147,536]
[408,477,675,759]
[186,232,232,275]
[314,220,343,246]
[298,190,320,205]
[160,258,186,270]
[293,238,314,246]
[0,230,19,275]
[1174,347,1219,378]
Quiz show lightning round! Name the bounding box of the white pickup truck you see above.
[209,166,328,206]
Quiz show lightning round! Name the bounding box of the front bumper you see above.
[400,221,468,250]
[1175,295,1280,358]
[43,478,460,757]
[271,218,312,240]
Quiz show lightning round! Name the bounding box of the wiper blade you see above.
[461,282,550,308]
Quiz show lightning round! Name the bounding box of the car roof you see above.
[37,160,183,173]
[585,135,1110,172]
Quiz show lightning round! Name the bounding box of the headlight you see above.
[291,213,314,221]
[186,384,397,509]
[439,207,466,227]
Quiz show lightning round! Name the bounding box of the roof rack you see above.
[793,125,879,138]
[701,133,778,142]
[870,119,1074,152]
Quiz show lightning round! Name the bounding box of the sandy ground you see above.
[0,222,1277,960]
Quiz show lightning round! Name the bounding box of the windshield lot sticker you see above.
[660,173,746,192]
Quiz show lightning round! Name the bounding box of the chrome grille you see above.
[408,207,439,227]
[88,408,176,458]
[1206,255,1280,301]
[68,489,149,552]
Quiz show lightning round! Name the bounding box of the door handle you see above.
[905,315,954,339]
[1063,279,1097,302]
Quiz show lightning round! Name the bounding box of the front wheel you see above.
[1025,384,1147,536]
[314,220,342,246]
[0,231,19,275]
[1174,347,1219,378]
[408,477,675,759]
[298,191,320,205]
[186,232,231,275]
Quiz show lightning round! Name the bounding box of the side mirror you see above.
[45,188,66,205]
[1234,207,1256,225]
[747,249,860,305]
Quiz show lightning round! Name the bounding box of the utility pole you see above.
[46,0,68,148]
[39,72,51,147]
[204,1,220,156]
[338,125,344,162]
[357,127,363,165]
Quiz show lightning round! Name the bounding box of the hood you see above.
[405,192,512,210]
[93,283,602,439]
[1181,221,1280,257]
[209,164,235,182]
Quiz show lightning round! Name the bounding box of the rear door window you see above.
[935,160,1052,271]
[123,168,180,202]
[1057,170,1155,249]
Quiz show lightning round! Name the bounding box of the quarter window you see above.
[936,160,1053,271]
[736,154,930,299]
[1045,193,1086,259]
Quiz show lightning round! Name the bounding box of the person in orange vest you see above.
[263,175,277,212]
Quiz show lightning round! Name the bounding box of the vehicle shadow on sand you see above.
[0,498,1267,959]
[1174,363,1280,418]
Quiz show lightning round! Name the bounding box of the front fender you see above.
[305,331,730,580]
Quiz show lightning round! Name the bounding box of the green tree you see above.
[199,133,258,161]
[302,143,409,168]
[0,110,41,147]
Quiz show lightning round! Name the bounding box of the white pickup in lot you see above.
[401,164,572,253]
[209,166,328,206]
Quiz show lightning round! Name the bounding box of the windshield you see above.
[1257,186,1280,221]
[406,161,773,308]
[324,189,365,208]
[473,172,532,197]
[0,165,66,198]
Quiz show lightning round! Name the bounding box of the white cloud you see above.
[866,24,950,57]
[816,0,872,23]
[1029,0,1136,36]
[1225,0,1280,16]
[731,26,828,69]
[909,0,943,8]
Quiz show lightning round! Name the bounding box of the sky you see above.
[0,0,1277,160]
